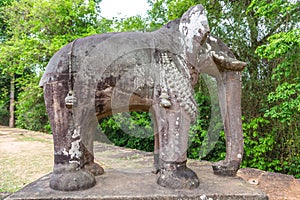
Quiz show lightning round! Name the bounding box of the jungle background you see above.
[0,0,299,178]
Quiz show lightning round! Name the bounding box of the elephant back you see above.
[39,33,120,87]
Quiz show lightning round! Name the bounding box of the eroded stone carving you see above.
[40,4,246,191]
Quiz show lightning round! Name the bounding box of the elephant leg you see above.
[80,121,104,176]
[152,99,199,189]
[72,78,104,177]
[44,81,96,191]
[79,113,104,176]
[212,71,244,176]
[153,116,160,174]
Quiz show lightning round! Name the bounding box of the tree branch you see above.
[258,6,300,46]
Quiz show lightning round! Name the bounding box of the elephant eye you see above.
[200,31,209,45]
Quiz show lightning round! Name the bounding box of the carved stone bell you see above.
[65,91,77,109]
[159,92,172,108]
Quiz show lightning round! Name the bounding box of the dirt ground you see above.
[0,126,53,196]
[0,126,299,200]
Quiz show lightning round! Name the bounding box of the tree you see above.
[0,0,12,41]
[252,1,300,176]
[0,0,103,131]
[0,0,13,126]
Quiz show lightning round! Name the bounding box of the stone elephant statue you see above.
[40,4,246,191]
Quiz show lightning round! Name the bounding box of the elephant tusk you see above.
[212,52,246,71]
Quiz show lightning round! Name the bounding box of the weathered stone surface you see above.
[4,141,267,200]
[6,163,267,200]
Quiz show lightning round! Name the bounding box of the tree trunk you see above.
[9,75,14,128]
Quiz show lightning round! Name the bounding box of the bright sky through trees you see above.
[99,0,150,19]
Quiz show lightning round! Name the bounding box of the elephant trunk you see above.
[213,70,244,176]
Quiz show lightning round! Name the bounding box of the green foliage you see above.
[256,29,300,126]
[256,29,300,60]
[113,16,148,32]
[146,0,170,30]
[0,0,13,41]
[15,75,51,133]
[0,0,103,131]
[188,89,210,159]
[254,27,300,178]
[242,116,300,178]
[0,68,9,126]
[99,112,154,152]
[265,82,300,123]
[0,0,102,70]
[0,106,9,125]
[2,0,99,38]
[188,114,226,161]
[248,0,299,20]
[188,82,225,161]
[167,0,199,20]
[242,117,278,171]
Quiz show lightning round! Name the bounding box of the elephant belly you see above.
[93,50,157,119]
[94,77,155,119]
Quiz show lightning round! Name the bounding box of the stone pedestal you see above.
[6,164,267,200]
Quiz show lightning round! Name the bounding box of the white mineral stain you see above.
[62,148,68,156]
[69,160,80,165]
[206,43,211,52]
[72,127,81,139]
[69,139,82,160]
[209,35,217,42]
[179,5,209,54]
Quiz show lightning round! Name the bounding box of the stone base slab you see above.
[6,164,267,200]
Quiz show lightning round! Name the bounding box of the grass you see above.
[16,135,51,143]
[0,131,53,194]
[0,157,30,193]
